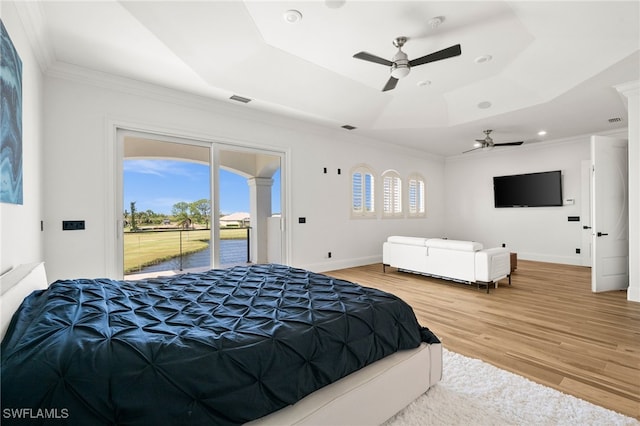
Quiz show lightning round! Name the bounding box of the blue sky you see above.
[124,159,280,215]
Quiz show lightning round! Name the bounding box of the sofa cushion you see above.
[387,236,429,247]
[425,238,483,252]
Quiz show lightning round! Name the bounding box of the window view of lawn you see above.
[123,158,278,275]
[124,228,248,274]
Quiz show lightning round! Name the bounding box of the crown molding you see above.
[615,80,640,96]
[614,80,640,108]
[13,1,55,73]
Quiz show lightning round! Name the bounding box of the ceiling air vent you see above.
[342,125,357,130]
[608,117,622,123]
[230,95,252,103]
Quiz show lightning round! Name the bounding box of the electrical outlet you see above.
[576,248,581,254]
[328,252,332,258]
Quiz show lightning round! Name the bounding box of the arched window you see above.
[351,165,376,218]
[407,173,426,217]
[382,169,402,218]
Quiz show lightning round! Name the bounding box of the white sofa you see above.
[382,236,511,293]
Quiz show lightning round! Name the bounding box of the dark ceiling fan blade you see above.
[409,44,462,67]
[353,51,393,66]
[382,76,399,92]
[462,146,483,154]
[475,139,487,143]
[495,141,524,146]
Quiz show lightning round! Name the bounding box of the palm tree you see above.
[130,201,139,231]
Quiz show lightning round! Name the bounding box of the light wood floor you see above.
[325,260,640,420]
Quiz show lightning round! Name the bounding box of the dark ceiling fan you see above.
[353,37,462,92]
[463,130,524,153]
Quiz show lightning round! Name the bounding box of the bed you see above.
[1,262,442,425]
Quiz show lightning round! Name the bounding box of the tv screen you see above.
[493,170,563,207]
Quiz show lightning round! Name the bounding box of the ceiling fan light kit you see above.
[390,39,410,79]
[391,63,410,79]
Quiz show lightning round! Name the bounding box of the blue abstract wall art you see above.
[1,19,23,205]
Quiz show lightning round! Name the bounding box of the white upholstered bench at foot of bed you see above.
[247,342,442,426]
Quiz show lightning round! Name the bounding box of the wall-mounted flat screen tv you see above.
[493,170,563,207]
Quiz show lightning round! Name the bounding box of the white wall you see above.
[0,3,44,275]
[444,138,591,265]
[42,69,446,281]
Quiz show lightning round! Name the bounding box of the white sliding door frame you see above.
[106,120,289,279]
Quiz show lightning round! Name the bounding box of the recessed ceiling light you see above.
[417,80,431,87]
[474,55,492,64]
[477,101,492,109]
[428,16,445,29]
[537,130,547,136]
[283,9,303,24]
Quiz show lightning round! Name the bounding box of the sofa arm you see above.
[475,248,510,282]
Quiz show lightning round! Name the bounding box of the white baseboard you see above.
[298,252,587,274]
[517,252,585,266]
[298,255,382,274]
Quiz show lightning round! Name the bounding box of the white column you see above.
[615,80,639,302]
[248,177,273,264]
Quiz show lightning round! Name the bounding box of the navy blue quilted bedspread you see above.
[1,264,439,425]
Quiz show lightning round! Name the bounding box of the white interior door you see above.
[580,160,593,266]
[591,135,629,292]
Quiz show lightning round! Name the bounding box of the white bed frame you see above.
[0,262,48,340]
[0,263,442,425]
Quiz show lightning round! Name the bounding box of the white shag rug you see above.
[385,349,639,426]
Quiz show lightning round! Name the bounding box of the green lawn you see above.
[124,228,247,274]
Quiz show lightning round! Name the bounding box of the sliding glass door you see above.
[117,130,286,279]
[122,136,212,277]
